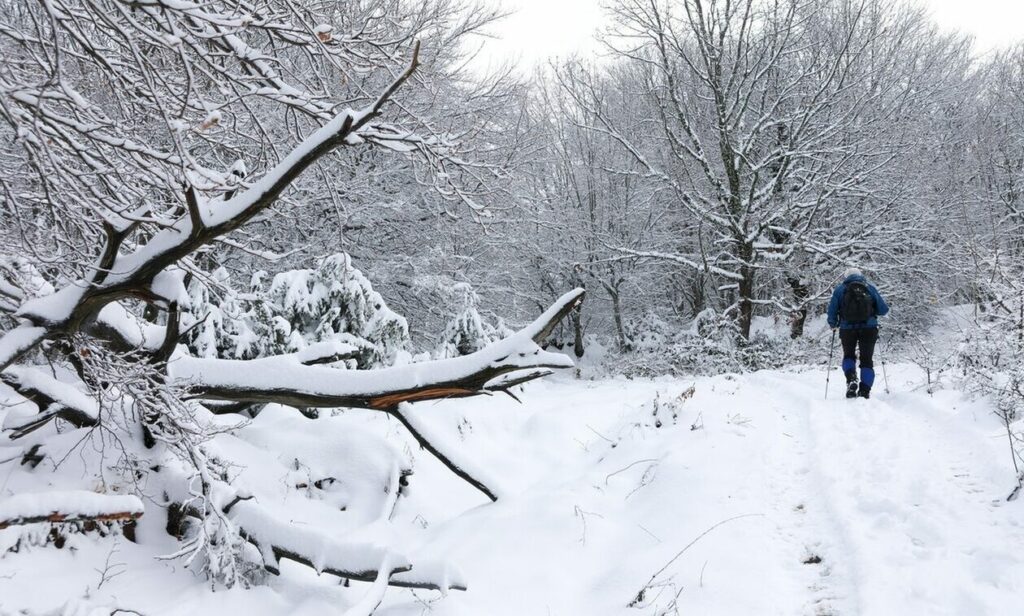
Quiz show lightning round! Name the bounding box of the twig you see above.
[605,458,660,486]
[630,513,763,606]
[624,462,659,500]
[587,425,615,444]
[95,543,127,589]
[637,524,661,543]
[573,505,604,545]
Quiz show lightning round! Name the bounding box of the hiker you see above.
[827,267,889,399]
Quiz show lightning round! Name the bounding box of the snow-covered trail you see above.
[377,365,1024,615]
[804,371,1024,615]
[2,364,1021,615]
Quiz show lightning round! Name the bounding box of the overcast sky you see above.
[473,0,1024,71]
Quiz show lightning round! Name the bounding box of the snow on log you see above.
[1,366,99,421]
[0,491,143,529]
[90,302,168,354]
[0,301,166,374]
[229,499,464,591]
[389,556,468,593]
[170,289,585,410]
[295,339,362,365]
[231,499,406,577]
[525,288,588,345]
[3,408,86,441]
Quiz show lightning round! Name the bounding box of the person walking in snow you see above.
[827,267,889,399]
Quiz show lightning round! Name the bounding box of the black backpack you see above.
[840,281,875,323]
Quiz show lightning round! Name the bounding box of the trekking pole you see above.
[878,329,891,394]
[825,328,837,400]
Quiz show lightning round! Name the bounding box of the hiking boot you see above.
[858,384,871,399]
[846,381,859,399]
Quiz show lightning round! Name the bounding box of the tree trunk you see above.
[571,309,585,359]
[788,276,810,339]
[609,283,628,352]
[737,243,755,340]
[689,272,707,319]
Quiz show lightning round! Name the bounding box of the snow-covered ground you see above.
[2,364,1023,615]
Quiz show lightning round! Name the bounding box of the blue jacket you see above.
[827,274,889,329]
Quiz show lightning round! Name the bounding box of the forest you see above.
[0,0,1022,614]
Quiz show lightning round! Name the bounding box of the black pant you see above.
[840,327,878,386]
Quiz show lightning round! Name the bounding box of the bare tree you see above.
[557,0,967,338]
[510,65,663,354]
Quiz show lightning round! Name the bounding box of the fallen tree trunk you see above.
[0,491,144,530]
[172,289,585,411]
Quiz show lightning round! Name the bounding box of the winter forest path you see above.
[380,365,1024,616]
[801,371,1024,615]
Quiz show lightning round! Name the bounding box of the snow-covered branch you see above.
[0,366,100,438]
[171,289,585,410]
[228,499,465,591]
[2,43,423,361]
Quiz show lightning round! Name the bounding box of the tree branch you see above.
[152,302,180,365]
[184,184,203,233]
[0,366,99,438]
[173,289,585,411]
[7,42,426,346]
[387,404,499,502]
[227,499,465,591]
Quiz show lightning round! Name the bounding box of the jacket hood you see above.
[844,274,867,285]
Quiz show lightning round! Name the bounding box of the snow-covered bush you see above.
[264,253,410,367]
[183,254,410,369]
[615,308,816,377]
[182,268,234,359]
[435,283,511,358]
[954,262,1024,493]
[959,325,1024,418]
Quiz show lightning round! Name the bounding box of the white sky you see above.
[473,0,1024,71]
[927,0,1024,50]
[473,0,605,71]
